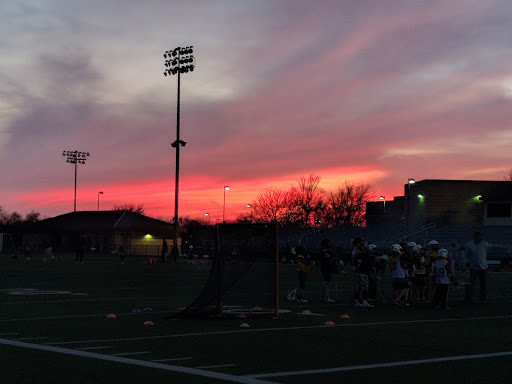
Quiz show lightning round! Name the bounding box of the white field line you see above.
[0,338,276,384]
[113,351,151,356]
[153,357,193,362]
[45,315,512,346]
[0,311,168,322]
[13,337,48,341]
[0,295,171,305]
[196,364,237,369]
[244,351,512,379]
[76,346,113,351]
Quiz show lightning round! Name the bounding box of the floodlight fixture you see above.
[62,150,90,212]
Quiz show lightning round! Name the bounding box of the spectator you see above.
[464,231,493,303]
[320,239,337,303]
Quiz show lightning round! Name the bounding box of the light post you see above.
[205,212,210,225]
[380,195,386,214]
[407,178,415,226]
[97,191,103,211]
[247,204,253,222]
[163,46,195,253]
[62,150,90,212]
[223,186,230,223]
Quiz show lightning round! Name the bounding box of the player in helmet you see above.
[411,245,427,302]
[432,248,458,310]
[389,244,410,307]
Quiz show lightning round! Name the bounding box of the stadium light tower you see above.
[97,191,104,211]
[62,150,90,212]
[163,45,195,253]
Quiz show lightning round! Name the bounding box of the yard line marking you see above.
[0,338,276,384]
[76,346,113,351]
[0,311,168,322]
[196,364,237,369]
[244,351,512,378]
[45,314,512,346]
[153,357,193,362]
[13,337,48,341]
[113,351,151,356]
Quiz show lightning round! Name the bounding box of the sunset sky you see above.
[1,0,512,222]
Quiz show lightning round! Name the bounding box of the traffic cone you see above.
[106,314,117,319]
[132,309,142,313]
[325,321,335,326]
[340,314,350,319]
[237,314,247,319]
[301,310,312,315]
[240,323,250,328]
[144,320,155,326]
[253,306,262,311]
[143,307,152,311]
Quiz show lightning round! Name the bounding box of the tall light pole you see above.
[223,186,230,223]
[97,191,103,211]
[163,46,195,253]
[62,150,90,212]
[247,204,253,222]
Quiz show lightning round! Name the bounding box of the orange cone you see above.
[144,320,154,326]
[301,310,312,315]
[340,314,350,319]
[106,314,116,319]
[253,306,262,311]
[325,321,335,326]
[237,314,248,319]
[240,323,250,328]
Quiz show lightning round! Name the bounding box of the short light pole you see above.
[97,191,104,211]
[247,204,253,222]
[223,186,230,223]
[380,195,386,214]
[407,178,415,226]
[62,150,90,212]
[163,45,195,253]
[205,212,210,225]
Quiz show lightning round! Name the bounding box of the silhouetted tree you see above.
[504,169,512,181]
[113,203,145,215]
[251,188,289,223]
[324,182,373,226]
[5,211,23,226]
[288,174,325,227]
[24,210,41,223]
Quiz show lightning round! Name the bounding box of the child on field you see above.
[432,248,458,310]
[295,245,312,303]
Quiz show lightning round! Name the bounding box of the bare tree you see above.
[504,169,512,181]
[113,203,145,215]
[251,188,289,223]
[5,211,23,226]
[288,174,325,227]
[324,182,373,226]
[24,210,41,223]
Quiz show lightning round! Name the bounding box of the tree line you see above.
[243,174,373,227]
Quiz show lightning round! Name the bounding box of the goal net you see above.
[172,223,279,318]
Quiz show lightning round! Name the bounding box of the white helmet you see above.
[437,248,448,258]
[412,245,422,252]
[391,244,403,254]
[368,244,377,250]
[428,240,439,246]
[407,241,417,248]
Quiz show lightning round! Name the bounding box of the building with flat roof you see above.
[366,179,512,227]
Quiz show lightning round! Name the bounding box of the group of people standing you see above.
[290,231,499,309]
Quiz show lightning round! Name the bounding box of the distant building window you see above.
[487,203,511,218]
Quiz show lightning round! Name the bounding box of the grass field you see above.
[1,253,512,383]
